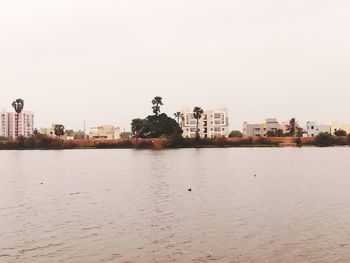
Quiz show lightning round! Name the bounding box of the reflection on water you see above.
[1,148,350,262]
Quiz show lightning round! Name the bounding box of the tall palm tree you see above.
[286,117,298,137]
[174,112,182,124]
[151,96,163,117]
[11,99,24,139]
[193,106,204,140]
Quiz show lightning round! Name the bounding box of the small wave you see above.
[20,243,64,253]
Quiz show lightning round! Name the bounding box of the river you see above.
[1,148,350,262]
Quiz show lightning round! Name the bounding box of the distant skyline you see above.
[1,0,350,131]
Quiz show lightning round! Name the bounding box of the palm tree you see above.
[193,106,204,140]
[151,96,163,116]
[11,98,24,139]
[296,126,303,147]
[174,112,182,124]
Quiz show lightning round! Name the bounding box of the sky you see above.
[1,0,350,131]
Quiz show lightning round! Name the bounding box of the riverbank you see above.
[0,134,349,150]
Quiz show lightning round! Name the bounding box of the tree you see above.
[146,113,183,138]
[229,130,243,137]
[151,96,163,116]
[131,114,182,138]
[286,118,299,137]
[33,129,39,136]
[334,129,347,136]
[131,118,146,137]
[193,107,204,140]
[174,112,183,124]
[54,124,65,139]
[11,98,24,139]
[296,127,304,147]
[266,130,276,137]
[315,132,333,147]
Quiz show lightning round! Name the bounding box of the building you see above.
[7,111,34,139]
[305,121,331,137]
[89,125,120,141]
[40,123,57,138]
[0,109,7,137]
[181,107,229,138]
[243,118,283,137]
[331,122,350,135]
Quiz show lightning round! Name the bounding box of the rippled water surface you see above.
[1,148,350,262]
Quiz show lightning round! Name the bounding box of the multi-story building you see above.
[0,109,7,137]
[331,122,350,135]
[89,125,121,141]
[305,121,331,137]
[7,111,34,139]
[243,118,283,137]
[181,107,229,138]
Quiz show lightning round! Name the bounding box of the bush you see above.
[135,140,153,149]
[165,135,185,148]
[96,140,134,149]
[228,130,243,138]
[334,129,347,136]
[315,132,333,147]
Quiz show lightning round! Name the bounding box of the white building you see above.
[89,125,121,141]
[243,118,283,137]
[0,109,7,137]
[181,107,229,138]
[305,121,331,137]
[7,111,34,139]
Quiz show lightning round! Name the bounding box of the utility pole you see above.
[84,120,86,139]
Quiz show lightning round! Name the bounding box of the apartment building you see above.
[181,107,229,138]
[305,121,331,137]
[89,125,121,140]
[7,111,34,139]
[243,118,282,137]
[0,109,7,137]
[331,122,350,135]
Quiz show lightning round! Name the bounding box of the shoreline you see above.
[0,136,349,150]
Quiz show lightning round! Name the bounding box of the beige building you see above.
[181,107,229,138]
[243,118,282,137]
[331,122,350,135]
[40,123,58,138]
[89,125,120,140]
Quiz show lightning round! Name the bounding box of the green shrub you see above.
[315,132,333,147]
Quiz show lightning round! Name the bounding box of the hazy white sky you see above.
[1,0,350,130]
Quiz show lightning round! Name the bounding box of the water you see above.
[1,148,350,263]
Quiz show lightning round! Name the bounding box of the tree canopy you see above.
[131,113,182,138]
[229,130,243,137]
[334,129,347,136]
